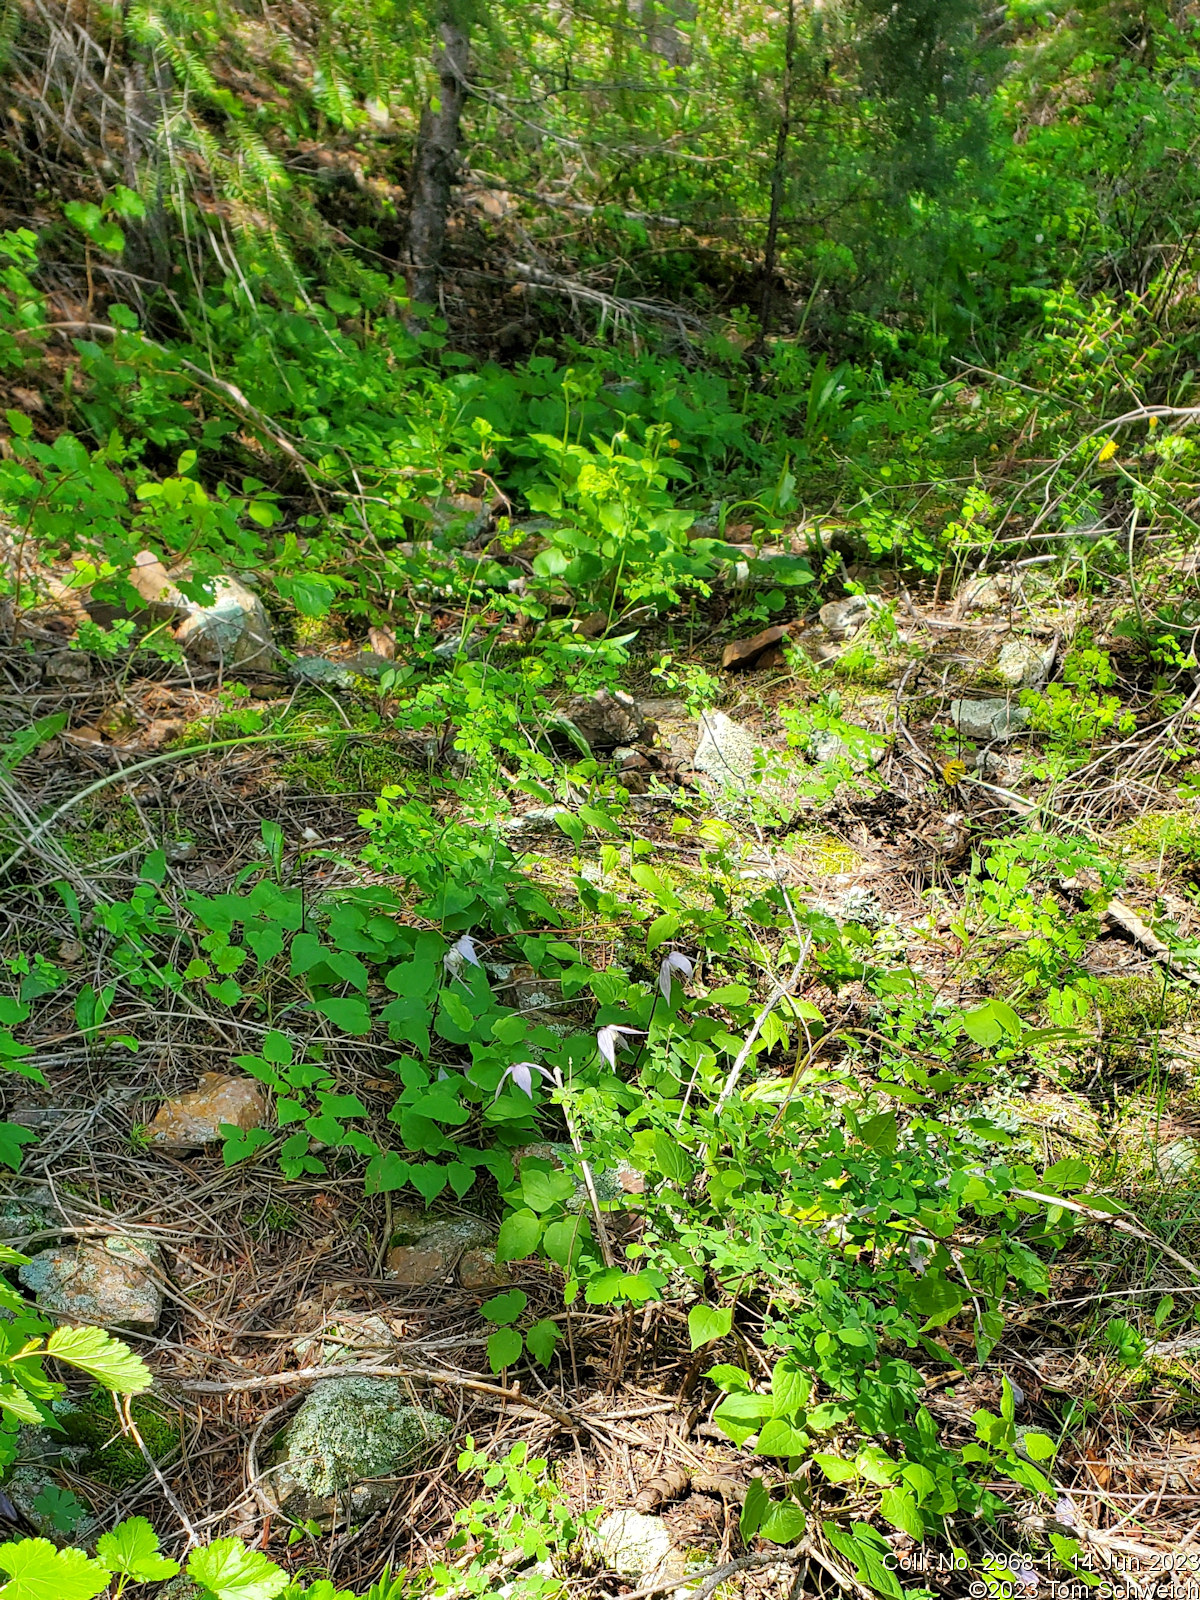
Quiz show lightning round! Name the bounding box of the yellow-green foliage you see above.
[285,730,412,795]
[63,799,145,865]
[1097,972,1193,1038]
[1096,972,1197,1077]
[1118,809,1200,869]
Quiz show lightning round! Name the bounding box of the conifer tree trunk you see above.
[757,0,798,344]
[408,4,471,310]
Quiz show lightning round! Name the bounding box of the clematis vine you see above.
[493,1061,548,1101]
[596,1024,644,1070]
[443,933,482,985]
[658,950,694,1000]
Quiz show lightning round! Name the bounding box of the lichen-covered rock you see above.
[5,1465,97,1544]
[693,712,761,785]
[491,965,585,1038]
[127,551,188,620]
[951,697,1030,743]
[997,637,1056,689]
[267,1376,451,1527]
[157,1579,203,1600]
[18,1238,162,1331]
[596,1510,685,1584]
[1157,1137,1197,1182]
[960,573,1018,612]
[562,689,645,751]
[818,594,878,639]
[146,1072,266,1150]
[287,652,389,689]
[293,1312,395,1367]
[42,650,91,684]
[386,1215,496,1287]
[0,1187,60,1248]
[808,724,883,772]
[500,805,572,843]
[173,576,274,669]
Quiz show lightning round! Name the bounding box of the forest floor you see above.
[4,504,1200,1597]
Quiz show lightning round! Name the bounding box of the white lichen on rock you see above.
[268,1375,452,1525]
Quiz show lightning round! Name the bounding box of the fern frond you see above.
[0,0,21,71]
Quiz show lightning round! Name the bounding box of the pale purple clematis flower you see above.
[596,1024,644,1070]
[444,933,482,985]
[493,1061,548,1101]
[658,950,694,1000]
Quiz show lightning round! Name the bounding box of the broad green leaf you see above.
[855,1444,899,1486]
[814,1453,858,1484]
[46,1326,152,1394]
[756,1416,807,1457]
[315,1093,368,1119]
[857,1111,897,1154]
[187,1538,289,1600]
[261,1031,294,1066]
[713,1390,773,1447]
[961,998,1023,1048]
[879,1485,924,1540]
[520,1168,575,1212]
[687,1303,732,1350]
[0,1124,37,1173]
[769,1357,812,1418]
[1020,1430,1058,1461]
[524,1319,561,1367]
[408,1163,448,1203]
[496,1209,542,1262]
[960,1002,1002,1046]
[0,1539,110,1599]
[901,1462,938,1503]
[1043,1157,1091,1193]
[486,1327,523,1373]
[739,1476,770,1542]
[651,1130,693,1186]
[364,1153,413,1193]
[479,1290,528,1326]
[96,1517,179,1581]
[909,1272,966,1330]
[314,997,372,1035]
[758,1501,807,1543]
[704,983,750,1007]
[824,1522,904,1600]
[705,1363,750,1393]
[29,1486,83,1534]
[0,1385,49,1426]
[542,1215,589,1268]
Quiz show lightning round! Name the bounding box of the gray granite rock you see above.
[562,689,646,751]
[288,652,389,688]
[42,650,91,684]
[0,1188,60,1248]
[512,1142,644,1213]
[174,576,274,669]
[501,805,572,842]
[951,697,1030,743]
[818,594,878,639]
